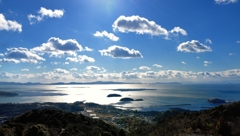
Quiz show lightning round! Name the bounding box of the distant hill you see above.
[0,109,126,136]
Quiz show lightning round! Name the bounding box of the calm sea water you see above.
[1,84,240,111]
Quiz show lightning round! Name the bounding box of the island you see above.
[120,97,134,101]
[207,98,226,104]
[119,97,144,101]
[107,94,122,97]
[0,91,18,97]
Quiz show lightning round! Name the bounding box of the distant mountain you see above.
[0,82,42,85]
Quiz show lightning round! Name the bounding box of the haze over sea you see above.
[1,84,240,111]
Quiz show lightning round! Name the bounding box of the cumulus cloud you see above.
[170,27,187,36]
[204,61,212,66]
[31,37,83,57]
[36,66,41,69]
[153,64,162,68]
[21,68,29,72]
[99,45,143,59]
[28,7,64,24]
[205,38,212,44]
[215,0,238,4]
[0,53,4,57]
[0,13,22,32]
[139,66,151,70]
[66,55,95,63]
[3,47,45,64]
[93,30,119,41]
[112,15,168,36]
[181,61,186,64]
[0,58,20,63]
[86,66,101,71]
[177,40,212,53]
[112,15,187,39]
[84,46,94,51]
[70,68,78,71]
[54,68,69,74]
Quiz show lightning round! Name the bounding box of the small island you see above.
[207,98,226,104]
[120,97,144,101]
[120,97,134,101]
[107,94,122,97]
[0,91,18,97]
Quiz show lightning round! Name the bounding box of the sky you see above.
[0,0,240,83]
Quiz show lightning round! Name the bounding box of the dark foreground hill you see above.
[131,101,240,136]
[0,109,126,136]
[1,101,240,136]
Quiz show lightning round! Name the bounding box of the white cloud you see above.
[229,53,235,56]
[54,68,69,74]
[170,27,187,36]
[181,61,186,64]
[0,58,20,63]
[66,55,95,63]
[0,13,22,32]
[86,66,101,71]
[112,15,187,39]
[21,68,29,72]
[64,62,69,65]
[93,30,119,41]
[70,68,78,71]
[99,45,143,59]
[215,0,238,4]
[153,64,162,68]
[205,38,212,44]
[237,41,240,43]
[177,40,212,53]
[112,15,168,36]
[139,66,151,70]
[196,56,200,59]
[1,69,240,83]
[84,46,94,51]
[36,66,41,69]
[0,53,4,57]
[4,47,45,64]
[28,7,64,24]
[51,61,60,65]
[31,37,83,58]
[204,61,212,66]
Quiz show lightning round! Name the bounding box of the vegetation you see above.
[1,101,240,135]
[0,109,126,136]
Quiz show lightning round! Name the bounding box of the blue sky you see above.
[0,0,240,83]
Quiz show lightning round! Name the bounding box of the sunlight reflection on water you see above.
[1,84,240,111]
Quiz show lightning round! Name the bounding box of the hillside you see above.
[131,101,240,136]
[1,101,240,136]
[0,109,126,136]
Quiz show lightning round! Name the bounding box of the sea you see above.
[1,83,240,111]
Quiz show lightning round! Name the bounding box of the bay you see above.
[0,84,240,111]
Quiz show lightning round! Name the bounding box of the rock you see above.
[207,98,226,104]
[120,97,134,101]
[107,94,122,97]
